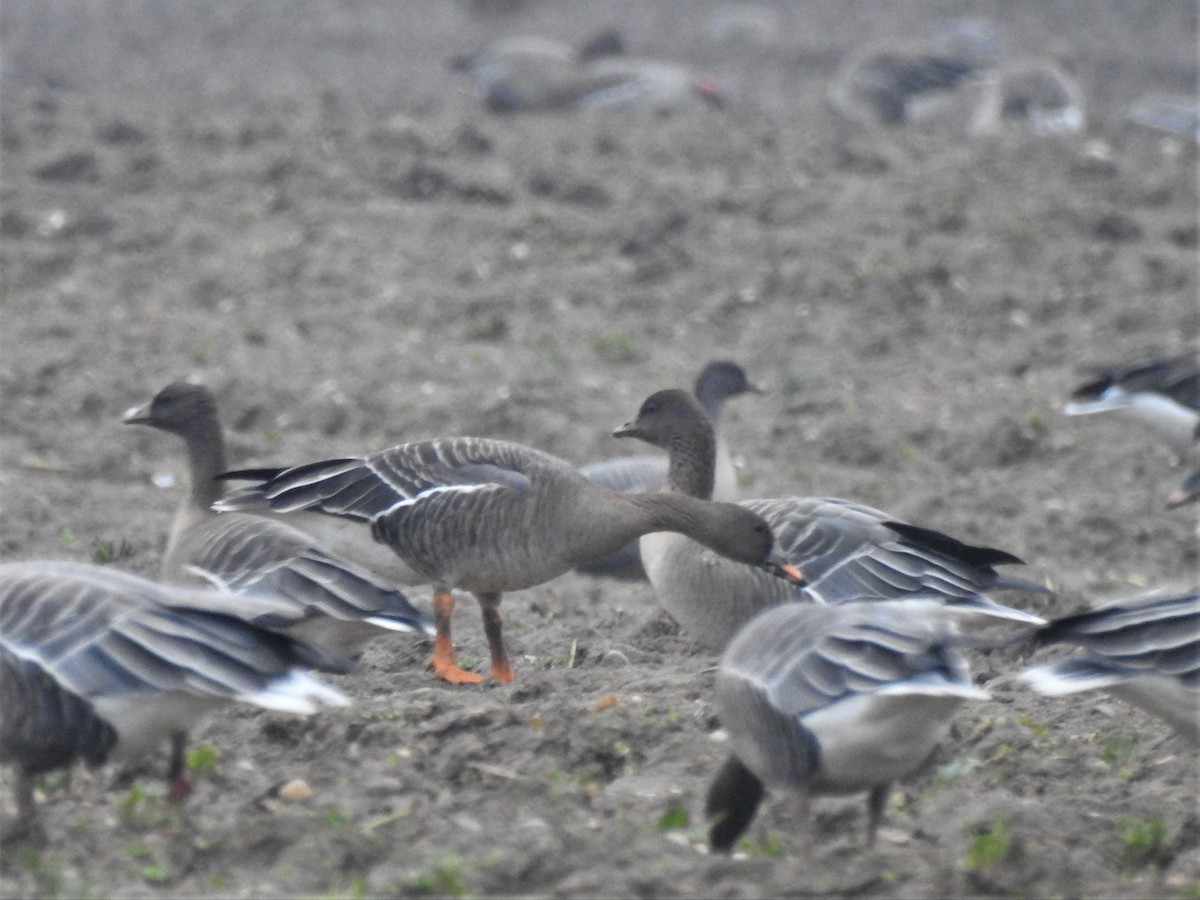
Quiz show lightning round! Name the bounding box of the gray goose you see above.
[707,599,989,852]
[451,32,721,114]
[827,19,1002,127]
[1018,586,1199,743]
[215,435,803,684]
[576,361,762,580]
[614,389,1048,649]
[1064,353,1200,507]
[0,561,349,840]
[123,382,434,659]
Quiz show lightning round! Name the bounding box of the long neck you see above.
[179,416,226,522]
[665,419,717,501]
[623,491,733,551]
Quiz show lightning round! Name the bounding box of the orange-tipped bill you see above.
[769,560,806,586]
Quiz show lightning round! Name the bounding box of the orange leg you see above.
[429,591,484,684]
[478,593,514,683]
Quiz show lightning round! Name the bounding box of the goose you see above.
[1064,353,1199,506]
[970,59,1086,136]
[451,32,721,113]
[576,361,762,580]
[614,389,1048,649]
[1017,586,1199,743]
[123,382,434,659]
[827,19,1002,127]
[215,436,804,684]
[1063,353,1200,458]
[0,560,350,840]
[706,599,990,852]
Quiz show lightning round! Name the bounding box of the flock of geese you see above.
[1,355,1197,853]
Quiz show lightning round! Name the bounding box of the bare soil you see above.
[1,2,1197,897]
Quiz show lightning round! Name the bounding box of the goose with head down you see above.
[706,599,990,851]
[614,389,1048,649]
[0,560,349,841]
[216,432,803,684]
[123,381,434,659]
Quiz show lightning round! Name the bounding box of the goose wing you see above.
[746,497,1047,624]
[177,513,434,636]
[217,437,542,525]
[0,561,350,715]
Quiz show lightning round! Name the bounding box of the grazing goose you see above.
[215,436,804,684]
[615,389,1048,649]
[1017,586,1199,743]
[576,361,762,580]
[827,19,1002,127]
[706,599,990,852]
[123,382,434,659]
[0,561,350,839]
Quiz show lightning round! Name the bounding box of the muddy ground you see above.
[1,1,1197,897]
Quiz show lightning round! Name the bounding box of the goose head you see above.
[123,381,217,437]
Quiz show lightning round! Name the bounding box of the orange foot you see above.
[429,656,485,684]
[489,658,514,684]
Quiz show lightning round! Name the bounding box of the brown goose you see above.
[215,435,803,684]
[614,389,1047,649]
[707,599,989,851]
[0,561,349,841]
[123,382,434,659]
[576,361,762,580]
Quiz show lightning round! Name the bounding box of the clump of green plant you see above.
[405,856,468,897]
[125,844,174,886]
[655,803,690,831]
[186,744,220,778]
[117,782,180,830]
[1117,814,1171,871]
[591,330,641,364]
[962,817,1011,872]
[736,831,784,859]
[91,537,135,563]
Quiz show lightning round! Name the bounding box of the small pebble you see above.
[278,778,313,802]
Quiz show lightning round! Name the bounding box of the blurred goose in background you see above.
[576,361,762,580]
[1018,585,1199,743]
[451,30,722,113]
[615,389,1048,649]
[970,58,1086,136]
[1125,93,1200,142]
[215,435,802,684]
[0,561,350,841]
[1064,353,1199,506]
[123,382,434,659]
[827,18,1002,127]
[706,599,990,852]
